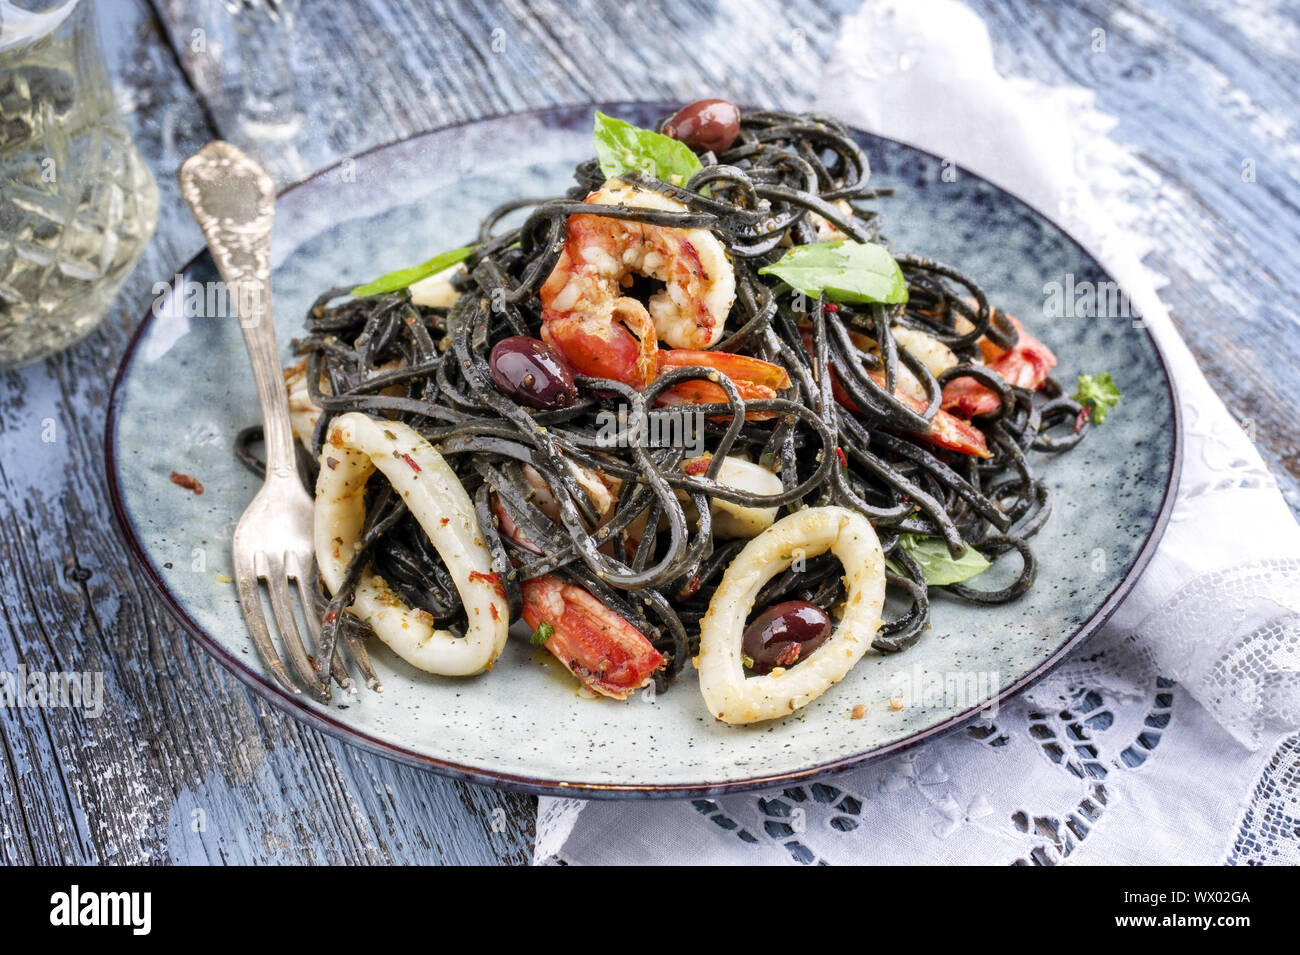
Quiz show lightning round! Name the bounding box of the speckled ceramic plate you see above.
[107,103,1179,797]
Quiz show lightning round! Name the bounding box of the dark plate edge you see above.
[104,101,1184,800]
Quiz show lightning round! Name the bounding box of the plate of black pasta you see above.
[107,101,1179,795]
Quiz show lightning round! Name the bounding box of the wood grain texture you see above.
[969,0,1300,513]
[0,0,533,866]
[1,0,1297,865]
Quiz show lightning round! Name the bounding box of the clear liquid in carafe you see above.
[0,0,158,369]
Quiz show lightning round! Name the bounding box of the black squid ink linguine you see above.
[236,100,1113,724]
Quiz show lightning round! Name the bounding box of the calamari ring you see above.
[314,412,508,676]
[697,506,886,724]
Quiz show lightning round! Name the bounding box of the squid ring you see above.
[697,506,886,724]
[314,412,508,676]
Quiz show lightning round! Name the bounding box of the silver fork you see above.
[178,141,339,701]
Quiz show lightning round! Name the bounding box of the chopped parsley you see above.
[1073,373,1123,425]
[530,621,555,646]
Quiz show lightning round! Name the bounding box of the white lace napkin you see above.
[536,0,1300,865]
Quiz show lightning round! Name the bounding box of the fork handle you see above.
[179,142,298,477]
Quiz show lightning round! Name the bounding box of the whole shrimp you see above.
[538,178,791,413]
[540,178,736,387]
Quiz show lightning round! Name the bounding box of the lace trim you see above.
[1134,559,1300,749]
[1227,733,1300,866]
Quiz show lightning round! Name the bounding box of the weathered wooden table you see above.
[1,0,1296,864]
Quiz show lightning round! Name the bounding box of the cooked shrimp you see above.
[521,575,664,699]
[653,347,792,421]
[797,326,991,457]
[941,314,1057,418]
[539,178,736,386]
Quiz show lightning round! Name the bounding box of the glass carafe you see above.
[0,0,158,369]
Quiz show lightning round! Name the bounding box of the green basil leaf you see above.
[1073,372,1123,425]
[757,240,908,304]
[350,243,476,298]
[593,111,703,187]
[888,534,991,586]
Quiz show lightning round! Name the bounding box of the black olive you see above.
[663,99,741,154]
[489,336,577,410]
[742,600,833,673]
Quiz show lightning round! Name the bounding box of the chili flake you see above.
[170,471,204,494]
[469,570,507,598]
[1074,406,1091,433]
[683,453,712,476]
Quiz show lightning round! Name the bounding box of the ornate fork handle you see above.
[178,142,296,477]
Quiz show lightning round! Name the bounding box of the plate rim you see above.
[105,100,1183,799]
